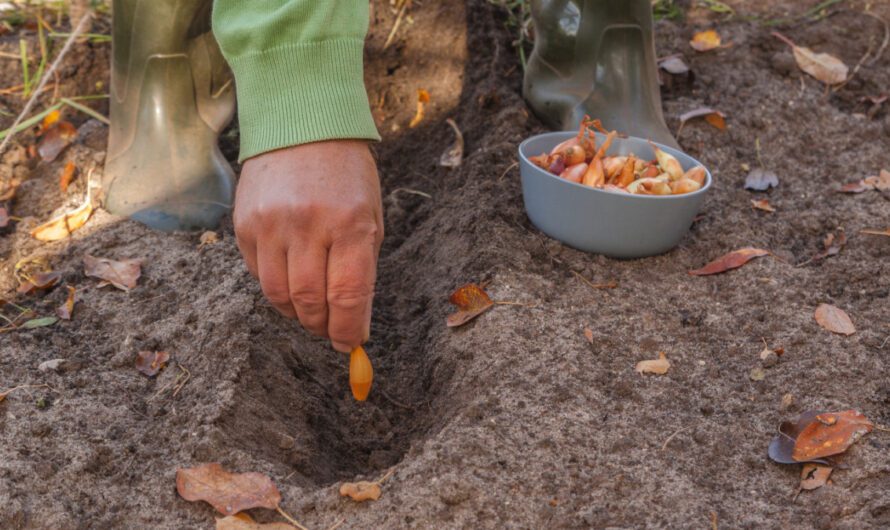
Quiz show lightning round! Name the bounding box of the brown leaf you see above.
[339,481,381,502]
[30,193,93,241]
[216,514,297,530]
[814,304,855,335]
[800,231,846,265]
[176,462,282,515]
[17,271,62,295]
[799,464,832,491]
[37,121,77,162]
[56,285,76,320]
[409,89,430,128]
[635,352,670,375]
[439,118,464,168]
[793,410,873,461]
[59,161,76,192]
[690,29,722,52]
[583,328,594,344]
[0,206,9,228]
[678,107,726,131]
[135,351,170,377]
[199,230,220,248]
[446,283,494,327]
[688,248,769,276]
[773,31,848,85]
[768,410,833,465]
[751,199,775,212]
[744,168,779,191]
[860,228,890,237]
[83,254,141,291]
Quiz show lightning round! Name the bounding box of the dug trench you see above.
[2,0,890,528]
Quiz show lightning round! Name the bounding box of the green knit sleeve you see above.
[211,0,380,162]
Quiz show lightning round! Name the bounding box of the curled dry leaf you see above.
[678,107,726,131]
[690,29,722,52]
[216,514,297,530]
[800,231,846,265]
[83,254,141,291]
[688,248,769,276]
[409,88,430,128]
[751,199,775,212]
[793,410,873,461]
[799,463,832,491]
[439,118,464,168]
[176,462,282,515]
[749,367,766,381]
[59,161,76,192]
[56,285,76,320]
[135,351,170,377]
[583,328,594,344]
[635,352,670,375]
[814,304,855,335]
[772,32,848,85]
[349,345,373,401]
[744,168,779,191]
[199,230,220,248]
[30,192,93,241]
[339,481,382,502]
[17,271,62,295]
[658,55,689,74]
[768,410,832,465]
[839,170,890,193]
[37,121,77,162]
[446,283,494,327]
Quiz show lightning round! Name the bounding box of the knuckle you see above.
[327,285,372,311]
[290,289,326,312]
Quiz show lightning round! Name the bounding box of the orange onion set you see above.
[528,117,706,196]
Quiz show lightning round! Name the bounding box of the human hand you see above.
[233,140,383,352]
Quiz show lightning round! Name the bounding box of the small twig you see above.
[498,161,519,181]
[390,187,432,199]
[0,10,92,157]
[383,0,411,50]
[376,467,396,485]
[276,505,309,530]
[572,270,618,290]
[832,41,874,92]
[865,12,889,66]
[874,424,890,433]
[661,425,692,450]
[172,364,191,397]
[326,518,346,530]
[379,388,414,410]
[494,300,537,307]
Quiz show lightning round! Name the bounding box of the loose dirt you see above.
[1,1,889,528]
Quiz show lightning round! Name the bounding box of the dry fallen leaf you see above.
[688,248,769,276]
[751,199,775,212]
[446,283,494,327]
[199,230,220,248]
[176,462,282,515]
[37,121,77,162]
[793,410,873,461]
[658,55,689,75]
[749,367,766,381]
[30,192,93,241]
[0,206,9,228]
[768,410,832,465]
[59,161,76,192]
[339,481,381,502]
[83,254,141,291]
[690,29,722,52]
[56,285,76,320]
[814,304,855,336]
[409,89,430,128]
[799,463,832,492]
[439,118,464,167]
[583,328,594,344]
[860,228,890,237]
[635,352,670,375]
[216,514,297,530]
[135,351,170,377]
[839,170,890,193]
[773,32,848,85]
[22,316,58,329]
[744,168,779,191]
[38,109,61,134]
[678,107,726,132]
[17,271,62,295]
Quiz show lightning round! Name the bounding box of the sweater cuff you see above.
[226,38,380,162]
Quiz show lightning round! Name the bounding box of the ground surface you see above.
[1,0,889,528]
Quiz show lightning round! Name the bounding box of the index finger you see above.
[325,239,378,352]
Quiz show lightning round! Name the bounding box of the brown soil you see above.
[2,1,890,528]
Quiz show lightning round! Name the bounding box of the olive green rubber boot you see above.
[103,0,235,231]
[524,0,678,149]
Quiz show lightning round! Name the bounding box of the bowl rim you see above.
[518,130,713,200]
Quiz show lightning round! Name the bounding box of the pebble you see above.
[38,359,65,372]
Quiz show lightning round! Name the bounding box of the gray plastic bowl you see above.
[518,131,712,258]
